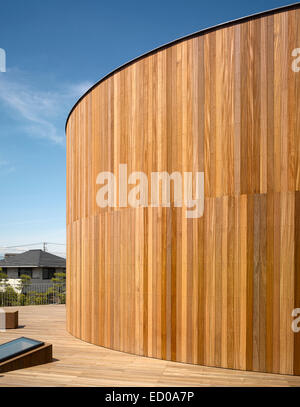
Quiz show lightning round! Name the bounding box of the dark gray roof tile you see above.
[0,250,66,268]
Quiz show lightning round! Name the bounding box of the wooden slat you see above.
[66,6,300,375]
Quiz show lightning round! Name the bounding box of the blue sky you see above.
[0,0,294,256]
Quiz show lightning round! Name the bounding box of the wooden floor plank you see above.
[1,305,300,387]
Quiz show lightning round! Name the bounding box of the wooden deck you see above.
[0,305,300,387]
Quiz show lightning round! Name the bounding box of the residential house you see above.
[0,249,66,289]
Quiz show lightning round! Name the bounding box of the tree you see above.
[0,271,8,286]
[3,286,18,306]
[18,274,31,292]
[50,271,66,304]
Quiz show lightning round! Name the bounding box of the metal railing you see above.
[0,282,66,306]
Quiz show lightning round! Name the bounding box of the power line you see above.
[0,242,66,249]
[0,242,66,259]
[1,242,44,248]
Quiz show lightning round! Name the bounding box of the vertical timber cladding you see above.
[66,5,300,375]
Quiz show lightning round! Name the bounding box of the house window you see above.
[18,268,32,278]
[42,268,56,280]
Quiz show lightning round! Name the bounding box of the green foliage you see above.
[52,271,66,286]
[18,293,26,306]
[0,272,8,288]
[19,274,31,290]
[51,271,66,304]
[0,271,66,306]
[0,285,18,306]
[22,291,47,305]
[5,286,18,305]
[0,271,8,280]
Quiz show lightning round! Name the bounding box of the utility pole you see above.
[43,242,47,252]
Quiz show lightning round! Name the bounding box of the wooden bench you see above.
[0,310,19,329]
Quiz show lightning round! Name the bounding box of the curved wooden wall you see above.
[66,5,300,375]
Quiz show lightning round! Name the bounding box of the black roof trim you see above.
[65,2,300,131]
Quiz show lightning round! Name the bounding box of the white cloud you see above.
[68,81,93,98]
[0,70,93,145]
